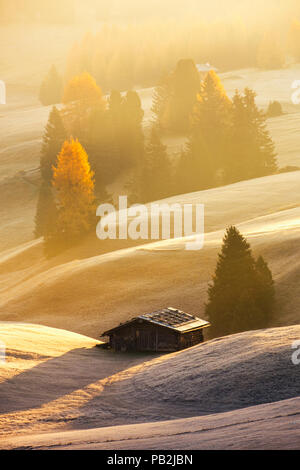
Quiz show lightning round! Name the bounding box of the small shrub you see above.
[267,101,283,118]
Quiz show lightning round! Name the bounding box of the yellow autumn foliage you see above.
[197,70,231,107]
[62,72,105,138]
[52,138,95,238]
[192,70,231,130]
[63,72,104,106]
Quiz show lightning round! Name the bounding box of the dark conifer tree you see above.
[228,88,277,182]
[39,65,63,106]
[107,90,124,171]
[86,103,119,189]
[34,182,57,239]
[108,90,123,123]
[168,59,200,133]
[267,100,283,118]
[137,127,171,203]
[206,226,275,337]
[176,71,232,194]
[36,107,66,244]
[40,106,67,184]
[254,255,275,327]
[151,76,171,130]
[121,91,144,168]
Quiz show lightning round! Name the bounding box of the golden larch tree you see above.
[196,70,231,109]
[52,138,96,241]
[63,71,104,105]
[62,72,105,138]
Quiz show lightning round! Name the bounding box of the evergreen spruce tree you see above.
[39,65,63,106]
[34,182,56,238]
[174,147,198,196]
[168,59,200,133]
[151,76,171,130]
[267,100,283,118]
[206,226,275,337]
[121,91,144,169]
[228,88,277,182]
[85,102,117,195]
[181,70,232,192]
[40,106,67,184]
[254,255,275,327]
[135,127,171,203]
[107,90,124,173]
[108,90,123,123]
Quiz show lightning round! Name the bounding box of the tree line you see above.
[39,18,300,108]
[35,63,277,255]
[153,61,277,193]
[59,18,300,95]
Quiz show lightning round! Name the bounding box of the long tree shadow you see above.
[0,347,154,414]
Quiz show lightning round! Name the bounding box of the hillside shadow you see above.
[74,342,300,430]
[0,347,154,414]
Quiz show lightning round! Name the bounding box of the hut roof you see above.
[101,308,210,336]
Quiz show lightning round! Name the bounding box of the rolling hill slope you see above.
[2,397,300,450]
[0,172,299,337]
[0,322,299,446]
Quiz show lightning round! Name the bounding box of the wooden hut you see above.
[101,308,210,353]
